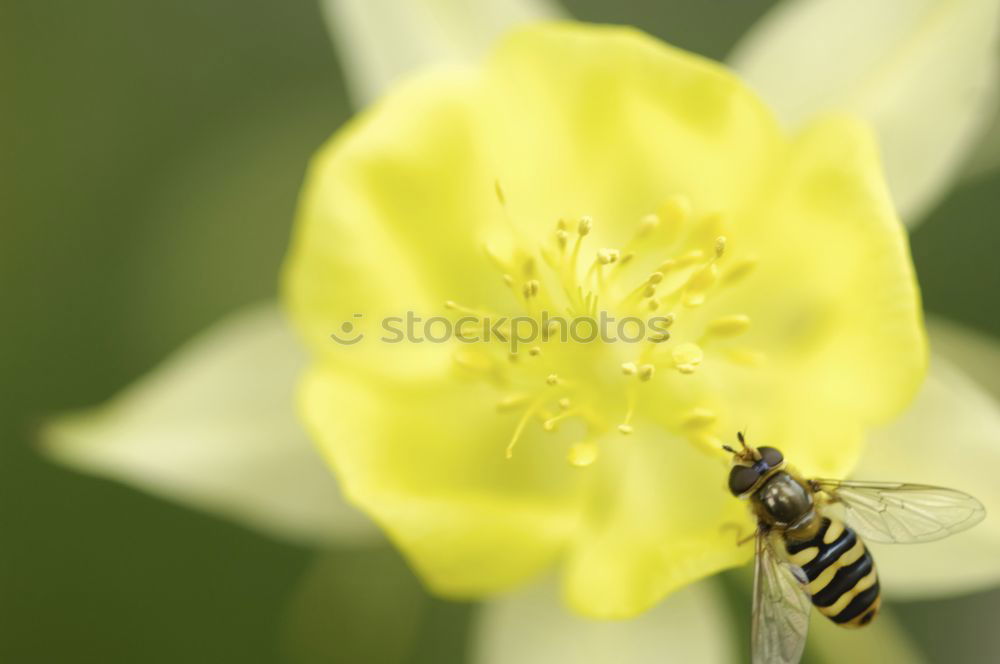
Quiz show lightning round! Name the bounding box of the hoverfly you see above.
[724,432,985,664]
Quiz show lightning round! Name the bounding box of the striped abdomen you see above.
[784,516,881,627]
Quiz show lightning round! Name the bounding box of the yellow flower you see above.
[282,22,925,618]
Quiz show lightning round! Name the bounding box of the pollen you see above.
[704,314,751,339]
[672,342,704,374]
[445,190,763,461]
[597,248,620,265]
[567,441,599,467]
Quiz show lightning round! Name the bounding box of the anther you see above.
[683,263,718,307]
[578,216,593,236]
[725,348,766,367]
[659,194,692,227]
[704,314,751,339]
[528,346,542,356]
[714,236,727,258]
[597,248,620,265]
[682,408,717,428]
[638,213,660,236]
[546,373,560,386]
[638,364,655,381]
[621,362,638,376]
[648,272,664,285]
[523,280,540,299]
[722,258,758,286]
[556,230,569,248]
[672,342,704,374]
[494,180,507,205]
[497,394,530,412]
[617,424,634,435]
[558,397,572,410]
[567,441,599,467]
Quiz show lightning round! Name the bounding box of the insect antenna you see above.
[721,444,738,454]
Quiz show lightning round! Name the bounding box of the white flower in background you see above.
[41,0,1000,662]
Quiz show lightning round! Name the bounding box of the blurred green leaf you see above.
[282,549,426,664]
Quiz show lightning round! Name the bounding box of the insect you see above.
[724,432,985,664]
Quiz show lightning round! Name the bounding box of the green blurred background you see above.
[3,1,999,662]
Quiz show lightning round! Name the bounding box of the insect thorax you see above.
[752,471,815,528]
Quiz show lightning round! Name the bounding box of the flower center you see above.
[445,183,762,467]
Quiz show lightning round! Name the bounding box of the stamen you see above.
[497,394,530,411]
[522,279,540,299]
[714,236,727,258]
[467,192,761,466]
[494,180,507,206]
[453,350,494,374]
[682,263,718,307]
[543,409,579,431]
[722,257,758,286]
[658,194,692,244]
[725,348,766,367]
[619,381,639,434]
[505,397,546,459]
[567,440,599,467]
[703,314,751,340]
[597,248,620,265]
[555,230,569,249]
[444,300,494,320]
[619,272,664,310]
[672,342,704,374]
[681,407,717,429]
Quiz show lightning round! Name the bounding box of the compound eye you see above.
[758,447,784,468]
[728,465,760,496]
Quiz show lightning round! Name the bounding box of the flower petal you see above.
[41,303,378,546]
[482,22,782,247]
[857,326,1000,598]
[284,68,512,379]
[730,0,1000,225]
[714,114,926,478]
[299,366,585,597]
[471,577,736,664]
[285,23,927,616]
[559,427,751,618]
[322,0,565,108]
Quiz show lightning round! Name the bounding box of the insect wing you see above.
[751,529,811,664]
[814,479,985,544]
